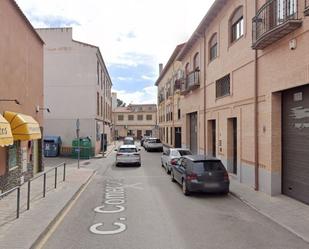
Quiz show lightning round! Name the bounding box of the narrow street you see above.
[41,146,308,249]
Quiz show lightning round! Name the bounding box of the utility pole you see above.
[76,118,80,169]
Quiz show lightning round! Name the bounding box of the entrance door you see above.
[137,130,142,140]
[282,85,309,204]
[189,112,198,154]
[175,127,182,148]
[227,118,237,174]
[33,140,39,174]
[208,120,216,157]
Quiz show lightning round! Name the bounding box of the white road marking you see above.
[122,182,143,190]
[90,222,126,235]
[94,205,125,214]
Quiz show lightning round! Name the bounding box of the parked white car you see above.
[144,138,163,152]
[161,148,192,173]
[115,145,141,166]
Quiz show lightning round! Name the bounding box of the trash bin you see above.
[72,137,93,159]
[43,136,62,157]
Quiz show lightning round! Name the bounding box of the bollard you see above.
[63,163,66,182]
[43,173,46,198]
[27,181,31,210]
[16,187,20,219]
[55,167,57,189]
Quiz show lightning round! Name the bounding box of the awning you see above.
[0,114,14,146]
[3,111,41,141]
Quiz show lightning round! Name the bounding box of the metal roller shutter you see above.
[282,84,309,204]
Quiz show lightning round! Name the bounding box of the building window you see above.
[216,74,230,98]
[209,33,218,61]
[137,115,143,121]
[146,115,152,121]
[230,6,244,43]
[8,142,19,170]
[97,92,100,116]
[193,53,200,71]
[97,61,100,85]
[128,115,134,121]
[118,115,124,121]
[101,96,103,117]
[185,63,190,76]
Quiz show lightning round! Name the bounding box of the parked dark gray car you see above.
[170,155,229,195]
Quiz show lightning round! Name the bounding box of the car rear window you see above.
[192,161,225,173]
[178,150,192,156]
[148,139,161,143]
[119,148,137,153]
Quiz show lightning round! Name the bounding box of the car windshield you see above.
[119,148,137,153]
[148,139,161,143]
[192,161,225,173]
[178,150,192,156]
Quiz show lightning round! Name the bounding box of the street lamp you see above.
[0,99,21,105]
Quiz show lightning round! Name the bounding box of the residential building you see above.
[157,0,309,204]
[114,104,158,139]
[37,28,113,156]
[155,44,185,148]
[0,0,44,191]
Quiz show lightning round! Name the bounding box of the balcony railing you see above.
[174,79,183,92]
[181,71,200,95]
[305,0,309,15]
[252,0,302,49]
[158,93,165,104]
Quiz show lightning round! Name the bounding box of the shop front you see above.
[0,111,41,191]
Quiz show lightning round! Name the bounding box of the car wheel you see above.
[182,180,190,196]
[171,170,176,182]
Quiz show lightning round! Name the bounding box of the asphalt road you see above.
[42,147,309,249]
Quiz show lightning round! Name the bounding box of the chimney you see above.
[159,63,163,75]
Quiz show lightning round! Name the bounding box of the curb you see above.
[30,170,97,249]
[93,144,116,159]
[229,190,309,244]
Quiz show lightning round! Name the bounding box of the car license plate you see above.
[205,183,218,188]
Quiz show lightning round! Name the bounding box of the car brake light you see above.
[224,172,229,181]
[186,173,197,181]
[170,159,177,165]
[116,153,123,156]
[133,153,140,156]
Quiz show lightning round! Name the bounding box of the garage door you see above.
[282,84,309,204]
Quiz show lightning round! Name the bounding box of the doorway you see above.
[189,112,198,154]
[208,120,216,157]
[227,118,237,174]
[175,127,182,148]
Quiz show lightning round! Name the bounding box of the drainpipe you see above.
[254,0,259,191]
[204,31,207,155]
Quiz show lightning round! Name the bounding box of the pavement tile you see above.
[230,178,309,243]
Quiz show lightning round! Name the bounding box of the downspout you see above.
[254,0,259,191]
[172,63,175,147]
[204,31,207,155]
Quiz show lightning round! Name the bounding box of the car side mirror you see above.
[138,149,141,151]
[114,149,118,151]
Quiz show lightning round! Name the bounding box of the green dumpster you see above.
[72,137,94,159]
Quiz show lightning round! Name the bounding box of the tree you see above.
[117,98,126,107]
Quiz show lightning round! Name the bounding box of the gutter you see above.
[254,0,259,191]
[204,31,207,155]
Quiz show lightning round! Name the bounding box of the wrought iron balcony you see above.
[158,93,165,104]
[174,79,183,92]
[180,71,200,95]
[252,0,302,49]
[305,0,309,15]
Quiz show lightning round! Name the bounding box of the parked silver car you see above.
[144,138,163,152]
[123,136,134,145]
[161,148,192,173]
[115,145,141,166]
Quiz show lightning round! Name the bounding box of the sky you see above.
[16,0,215,105]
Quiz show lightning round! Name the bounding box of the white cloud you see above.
[16,0,214,65]
[114,85,157,105]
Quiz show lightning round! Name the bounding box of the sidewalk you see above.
[229,178,309,243]
[0,166,94,249]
